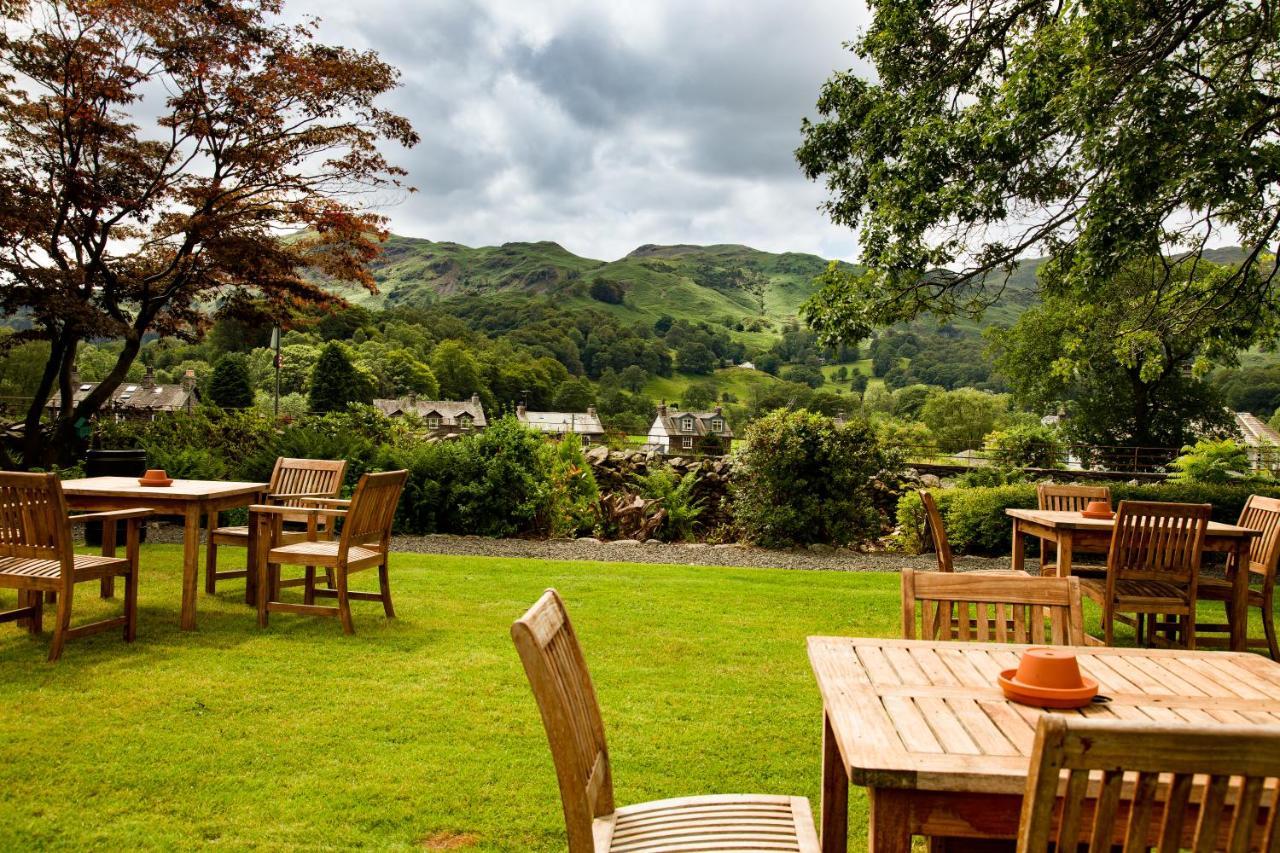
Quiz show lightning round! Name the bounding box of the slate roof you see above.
[516,406,605,436]
[373,396,487,427]
[47,373,198,413]
[654,407,733,439]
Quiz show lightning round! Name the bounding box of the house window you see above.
[682,436,693,450]
[711,418,724,432]
[681,416,694,432]
[459,415,473,430]
[426,416,441,430]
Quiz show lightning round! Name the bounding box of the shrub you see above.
[732,409,898,547]
[985,423,1062,469]
[637,467,703,542]
[954,466,1026,488]
[540,433,599,538]
[445,417,550,537]
[207,354,254,409]
[1170,438,1253,484]
[309,342,373,412]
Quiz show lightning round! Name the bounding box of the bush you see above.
[732,409,898,547]
[637,467,703,542]
[895,479,1280,556]
[985,423,1062,469]
[1170,438,1253,484]
[540,433,599,538]
[207,354,254,409]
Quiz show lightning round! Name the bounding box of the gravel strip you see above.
[144,522,1010,573]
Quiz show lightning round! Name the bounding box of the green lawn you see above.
[0,547,1274,850]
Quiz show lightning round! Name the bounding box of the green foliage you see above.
[872,417,937,456]
[636,467,703,542]
[675,341,718,375]
[953,466,1026,488]
[682,381,719,411]
[797,1,1280,342]
[430,339,484,399]
[588,278,626,304]
[539,433,600,538]
[308,343,373,413]
[782,364,824,389]
[919,389,1008,452]
[144,446,227,481]
[206,354,254,409]
[989,258,1246,448]
[985,423,1062,469]
[1170,439,1254,485]
[732,409,897,547]
[552,377,596,411]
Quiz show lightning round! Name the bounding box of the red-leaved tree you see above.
[0,0,417,466]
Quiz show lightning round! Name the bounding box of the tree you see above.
[796,1,1279,345]
[675,341,718,375]
[654,314,675,335]
[431,340,484,400]
[552,378,596,412]
[589,279,626,304]
[382,350,439,398]
[619,365,650,393]
[871,348,895,378]
[782,364,825,389]
[0,0,416,466]
[919,389,1008,453]
[682,381,719,411]
[990,258,1249,448]
[309,343,373,412]
[207,355,254,410]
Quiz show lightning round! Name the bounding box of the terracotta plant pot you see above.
[1081,499,1114,520]
[138,469,174,487]
[998,647,1099,708]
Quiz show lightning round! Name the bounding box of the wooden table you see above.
[1006,508,1258,651]
[809,636,1280,852]
[61,477,266,630]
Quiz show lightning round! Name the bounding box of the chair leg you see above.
[257,560,271,627]
[205,537,218,594]
[378,561,395,619]
[336,569,355,635]
[324,568,336,589]
[1104,609,1114,647]
[47,585,73,662]
[123,568,138,643]
[303,567,316,606]
[1262,592,1279,661]
[1135,613,1145,646]
[1183,613,1195,650]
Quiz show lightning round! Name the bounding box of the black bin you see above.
[83,448,148,546]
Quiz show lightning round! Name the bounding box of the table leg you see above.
[1230,539,1250,652]
[1011,520,1025,572]
[821,710,849,853]
[99,514,116,599]
[180,503,201,631]
[1055,531,1074,578]
[867,788,912,852]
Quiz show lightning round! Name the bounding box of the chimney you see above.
[407,391,417,408]
[471,393,480,404]
[587,406,597,417]
[142,366,156,389]
[70,365,80,389]
[714,405,722,416]
[182,368,196,394]
[516,402,526,418]
[658,399,667,417]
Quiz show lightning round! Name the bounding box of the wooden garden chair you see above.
[901,568,1085,645]
[206,457,347,593]
[1079,500,1210,648]
[511,589,819,853]
[919,490,1028,575]
[1036,483,1111,575]
[1194,493,1280,659]
[1018,715,1280,851]
[254,469,406,634]
[0,472,147,661]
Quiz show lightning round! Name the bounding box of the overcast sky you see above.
[286,0,873,262]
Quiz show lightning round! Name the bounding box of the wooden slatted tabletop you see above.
[808,636,1280,852]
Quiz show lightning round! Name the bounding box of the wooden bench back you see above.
[269,457,348,526]
[0,472,74,590]
[1018,716,1280,851]
[511,589,614,853]
[1238,493,1280,581]
[918,490,954,572]
[1037,483,1110,513]
[901,568,1084,645]
[337,470,407,554]
[1106,500,1210,588]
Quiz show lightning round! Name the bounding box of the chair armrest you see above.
[267,491,335,502]
[68,509,153,524]
[248,504,347,519]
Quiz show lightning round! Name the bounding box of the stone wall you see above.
[584,447,735,539]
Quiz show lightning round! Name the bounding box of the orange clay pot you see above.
[998,647,1098,709]
[1081,500,1114,520]
[138,469,173,487]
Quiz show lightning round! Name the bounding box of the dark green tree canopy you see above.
[797,0,1280,343]
[207,355,254,410]
[308,343,373,413]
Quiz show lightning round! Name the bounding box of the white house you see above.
[646,402,733,454]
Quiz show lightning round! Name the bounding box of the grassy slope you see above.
[0,545,1274,849]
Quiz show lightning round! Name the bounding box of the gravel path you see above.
[146,523,1010,573]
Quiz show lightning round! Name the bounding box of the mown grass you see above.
[1,547,1274,850]
[0,546,900,850]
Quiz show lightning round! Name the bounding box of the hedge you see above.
[896,480,1280,556]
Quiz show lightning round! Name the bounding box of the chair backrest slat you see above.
[1037,483,1110,513]
[1238,493,1280,580]
[269,458,348,525]
[337,470,407,555]
[901,568,1085,645]
[1018,716,1280,852]
[511,590,613,853]
[1106,501,1210,593]
[919,490,954,572]
[0,472,74,588]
